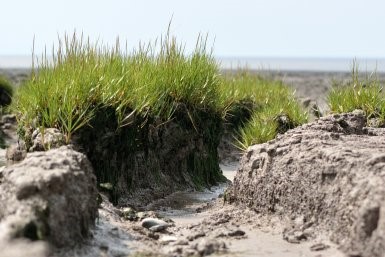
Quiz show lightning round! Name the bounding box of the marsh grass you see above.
[13,33,220,144]
[328,64,385,123]
[220,71,307,149]
[13,33,306,154]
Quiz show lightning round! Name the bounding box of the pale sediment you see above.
[228,110,385,257]
[0,146,98,255]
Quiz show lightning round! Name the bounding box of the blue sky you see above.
[1,0,385,58]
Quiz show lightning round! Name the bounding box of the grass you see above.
[328,64,385,124]
[220,71,307,149]
[13,33,220,144]
[13,33,307,151]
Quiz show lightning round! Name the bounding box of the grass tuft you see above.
[13,33,306,154]
[220,71,307,150]
[13,33,220,144]
[328,63,385,123]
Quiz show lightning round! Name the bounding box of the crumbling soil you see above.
[228,110,385,257]
[0,146,98,257]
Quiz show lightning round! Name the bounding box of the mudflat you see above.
[1,67,384,257]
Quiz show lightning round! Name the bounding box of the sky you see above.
[1,0,385,59]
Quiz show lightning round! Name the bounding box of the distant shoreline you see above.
[2,56,385,72]
[219,57,385,72]
[2,68,384,77]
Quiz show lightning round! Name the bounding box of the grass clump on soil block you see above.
[12,32,225,202]
[14,33,219,144]
[220,72,307,150]
[12,32,307,202]
[328,64,385,124]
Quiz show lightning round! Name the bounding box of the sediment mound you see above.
[228,110,385,257]
[0,146,98,252]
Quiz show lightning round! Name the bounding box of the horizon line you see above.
[1,54,385,60]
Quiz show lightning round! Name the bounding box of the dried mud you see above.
[228,111,385,257]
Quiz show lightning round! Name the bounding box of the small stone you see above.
[136,212,146,220]
[286,235,300,244]
[29,128,65,152]
[121,207,136,221]
[227,229,245,237]
[303,228,314,238]
[310,243,330,251]
[294,231,307,240]
[141,218,168,230]
[352,109,365,116]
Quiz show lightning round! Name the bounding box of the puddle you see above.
[220,162,239,181]
[149,162,238,219]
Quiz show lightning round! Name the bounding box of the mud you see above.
[52,162,344,257]
[228,111,385,257]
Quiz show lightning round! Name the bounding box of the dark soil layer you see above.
[75,105,226,206]
[228,110,385,257]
